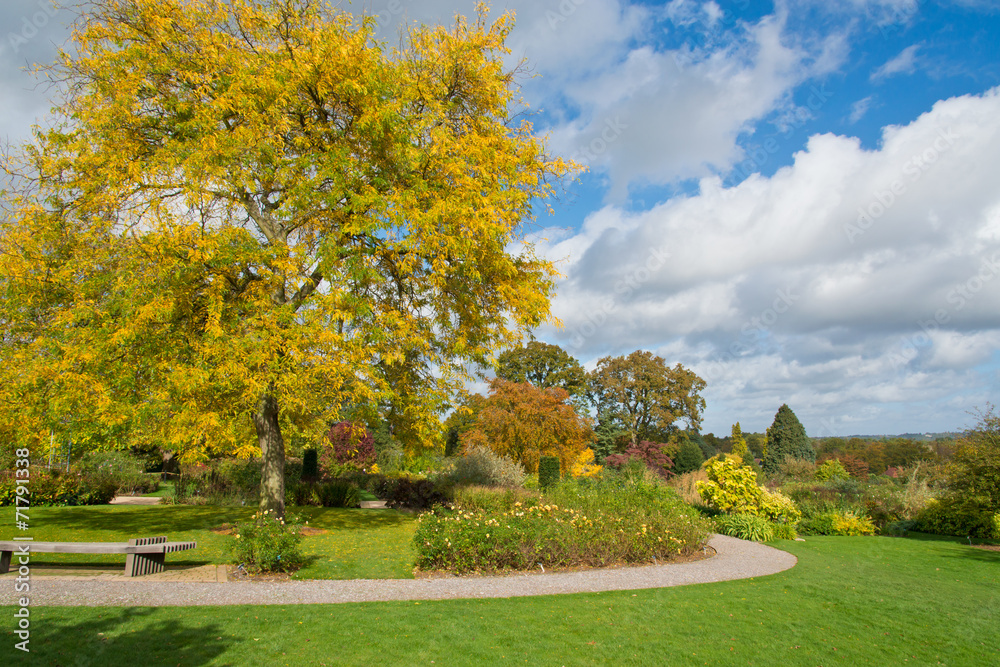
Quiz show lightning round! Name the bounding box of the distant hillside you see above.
[813,432,962,441]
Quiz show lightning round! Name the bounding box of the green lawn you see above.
[0,505,417,580]
[2,534,997,665]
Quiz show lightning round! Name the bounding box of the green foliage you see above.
[538,455,561,489]
[77,450,159,495]
[318,481,361,508]
[714,513,775,542]
[763,404,814,473]
[496,342,587,403]
[696,457,801,524]
[947,407,1000,512]
[673,438,705,474]
[370,475,451,510]
[915,497,1000,539]
[815,458,850,481]
[798,510,877,536]
[444,444,527,489]
[228,509,305,573]
[592,409,630,463]
[0,469,116,507]
[730,422,748,459]
[175,459,263,506]
[414,476,711,573]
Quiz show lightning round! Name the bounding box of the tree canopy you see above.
[0,0,572,516]
[461,378,593,474]
[495,341,587,398]
[587,350,706,446]
[762,404,814,473]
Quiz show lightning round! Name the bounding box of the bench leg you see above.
[125,552,166,577]
[0,551,10,574]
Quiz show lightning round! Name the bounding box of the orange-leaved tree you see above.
[461,379,593,474]
[0,0,573,516]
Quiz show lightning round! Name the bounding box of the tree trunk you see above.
[253,389,285,519]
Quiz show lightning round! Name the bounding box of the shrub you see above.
[776,457,817,482]
[176,459,261,505]
[0,468,116,507]
[285,480,321,506]
[446,445,526,489]
[696,456,800,524]
[78,450,158,495]
[228,509,304,573]
[415,476,711,574]
[605,440,675,479]
[538,456,560,489]
[569,448,602,478]
[317,480,361,508]
[799,510,877,536]
[915,497,1000,539]
[452,485,537,513]
[319,421,376,476]
[815,459,850,482]
[372,475,451,510]
[715,513,775,542]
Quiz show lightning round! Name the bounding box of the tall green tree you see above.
[495,341,586,400]
[0,0,573,517]
[730,422,748,459]
[587,350,706,447]
[762,404,814,473]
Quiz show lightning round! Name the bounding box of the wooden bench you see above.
[0,536,197,577]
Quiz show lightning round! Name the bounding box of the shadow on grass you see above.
[19,504,415,534]
[3,607,232,666]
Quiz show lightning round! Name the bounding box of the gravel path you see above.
[2,535,795,607]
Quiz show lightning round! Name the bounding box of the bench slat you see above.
[0,538,197,577]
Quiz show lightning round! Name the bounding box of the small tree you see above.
[461,379,593,473]
[605,441,675,479]
[673,439,705,475]
[319,422,376,477]
[763,404,813,474]
[731,422,748,460]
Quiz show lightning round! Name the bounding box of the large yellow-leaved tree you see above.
[0,0,572,516]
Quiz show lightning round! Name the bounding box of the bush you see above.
[538,456,560,489]
[0,468,116,507]
[915,497,1000,539]
[319,422,376,477]
[371,475,451,510]
[228,509,304,573]
[317,480,361,508]
[799,510,877,536]
[605,440,674,479]
[451,485,536,513]
[446,445,526,489]
[77,450,159,495]
[175,459,262,505]
[696,456,801,524]
[415,475,711,574]
[815,459,850,482]
[715,513,775,542]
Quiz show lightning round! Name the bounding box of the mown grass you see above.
[2,535,997,665]
[0,505,418,580]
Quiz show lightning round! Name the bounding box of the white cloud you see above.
[546,11,844,199]
[871,44,922,82]
[849,95,872,123]
[535,86,1000,433]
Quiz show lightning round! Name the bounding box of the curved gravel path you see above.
[2,535,795,607]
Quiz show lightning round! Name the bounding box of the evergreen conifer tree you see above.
[731,422,749,460]
[762,404,814,473]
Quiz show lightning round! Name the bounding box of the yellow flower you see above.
[235,534,240,539]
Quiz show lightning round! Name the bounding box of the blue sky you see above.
[3,0,999,437]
